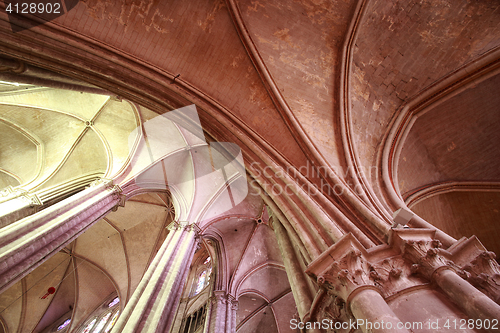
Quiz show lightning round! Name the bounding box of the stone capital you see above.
[391,229,461,279]
[306,233,423,301]
[227,294,238,310]
[0,186,42,206]
[448,236,500,304]
[89,178,114,189]
[212,290,227,304]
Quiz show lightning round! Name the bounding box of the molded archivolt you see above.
[397,72,500,195]
[0,86,141,196]
[382,59,500,256]
[349,0,500,199]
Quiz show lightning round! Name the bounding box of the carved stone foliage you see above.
[318,249,372,297]
[210,291,238,309]
[401,238,457,278]
[307,233,425,302]
[315,292,352,333]
[308,228,500,318]
[211,291,227,305]
[318,249,422,300]
[461,251,500,304]
[371,257,423,298]
[395,229,500,305]
[228,295,239,311]
[89,178,114,189]
[168,221,201,236]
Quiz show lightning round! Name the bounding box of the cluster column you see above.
[272,217,314,320]
[306,233,412,333]
[0,179,123,293]
[207,291,238,333]
[397,230,500,328]
[111,223,199,333]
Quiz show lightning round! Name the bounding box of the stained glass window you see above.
[203,257,211,265]
[194,270,207,295]
[206,267,212,281]
[104,311,119,333]
[57,319,71,331]
[82,319,97,333]
[76,296,120,333]
[92,312,111,333]
[108,297,119,308]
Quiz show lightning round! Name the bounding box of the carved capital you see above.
[168,221,198,232]
[402,238,456,278]
[208,295,217,305]
[307,233,424,300]
[213,290,227,305]
[462,251,500,303]
[111,184,126,211]
[390,228,459,280]
[369,257,420,298]
[318,249,375,297]
[227,295,239,310]
[314,292,350,326]
[0,186,42,206]
[89,178,114,189]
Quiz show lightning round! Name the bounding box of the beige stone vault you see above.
[0,0,499,332]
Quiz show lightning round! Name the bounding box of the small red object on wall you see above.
[41,287,56,299]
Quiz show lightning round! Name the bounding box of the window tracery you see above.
[82,319,97,333]
[76,295,120,333]
[92,312,111,333]
[103,311,120,333]
[57,319,71,331]
[192,256,212,296]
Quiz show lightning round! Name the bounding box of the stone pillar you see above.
[306,234,411,333]
[226,295,238,333]
[395,229,500,332]
[111,223,198,333]
[273,217,314,320]
[434,268,500,326]
[349,288,410,333]
[202,301,211,333]
[208,291,227,333]
[169,298,189,333]
[460,250,500,304]
[0,179,122,293]
[207,291,238,333]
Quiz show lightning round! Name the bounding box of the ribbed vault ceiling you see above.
[0,192,173,333]
[0,0,499,331]
[0,85,139,193]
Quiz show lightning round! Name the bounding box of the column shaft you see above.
[273,218,314,320]
[0,180,120,293]
[208,291,227,333]
[350,288,410,333]
[226,296,238,333]
[111,226,197,333]
[434,269,500,330]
